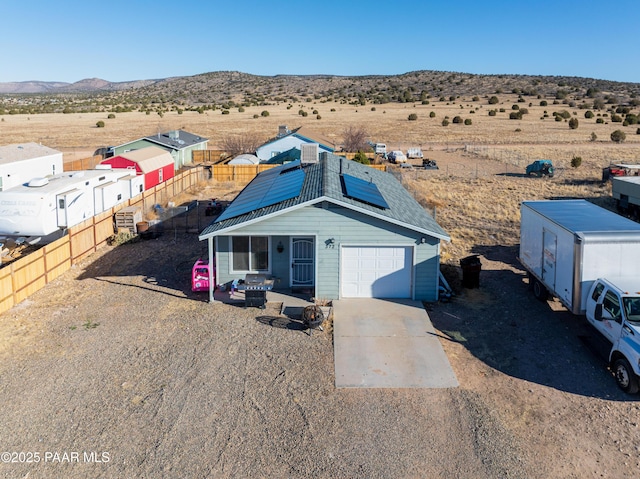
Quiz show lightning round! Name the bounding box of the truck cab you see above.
[585,278,640,393]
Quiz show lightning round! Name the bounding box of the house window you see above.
[231,236,269,272]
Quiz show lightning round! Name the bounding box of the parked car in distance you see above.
[388,150,407,163]
[374,143,387,156]
[526,159,554,177]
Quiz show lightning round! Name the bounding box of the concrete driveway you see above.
[333,298,459,388]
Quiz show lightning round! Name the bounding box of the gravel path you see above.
[0,234,637,478]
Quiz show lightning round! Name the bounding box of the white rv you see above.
[0,169,139,239]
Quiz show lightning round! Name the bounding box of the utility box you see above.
[115,206,142,234]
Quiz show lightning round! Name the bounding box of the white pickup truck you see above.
[520,200,640,393]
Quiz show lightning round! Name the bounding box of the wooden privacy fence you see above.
[210,163,386,184]
[0,167,206,315]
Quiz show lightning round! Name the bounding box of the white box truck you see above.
[519,200,640,393]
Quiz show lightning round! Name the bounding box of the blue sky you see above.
[1,0,638,84]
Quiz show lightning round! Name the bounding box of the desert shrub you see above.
[554,110,571,119]
[442,119,449,126]
[299,110,308,117]
[238,107,245,112]
[554,114,564,122]
[569,118,579,129]
[464,118,472,125]
[590,132,598,141]
[312,109,318,114]
[637,128,640,135]
[371,107,376,111]
[107,113,115,119]
[353,151,370,165]
[472,96,480,101]
[96,120,105,128]
[585,110,594,119]
[596,118,604,123]
[316,114,321,120]
[408,113,418,121]
[499,108,505,112]
[540,100,548,106]
[488,96,499,104]
[512,104,520,110]
[253,114,259,118]
[452,116,463,123]
[611,114,623,122]
[519,108,529,115]
[261,110,269,117]
[488,109,497,116]
[625,113,638,125]
[571,156,582,168]
[509,111,522,120]
[611,130,626,143]
[429,111,436,118]
[515,128,522,132]
[221,110,230,115]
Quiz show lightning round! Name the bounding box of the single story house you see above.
[100,146,174,190]
[111,130,208,170]
[0,143,63,191]
[199,153,450,303]
[255,126,334,162]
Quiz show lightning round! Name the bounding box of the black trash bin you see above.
[460,255,481,288]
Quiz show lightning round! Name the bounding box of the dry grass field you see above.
[2,95,636,261]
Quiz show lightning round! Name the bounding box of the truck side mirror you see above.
[594,303,603,321]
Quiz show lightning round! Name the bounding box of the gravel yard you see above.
[0,232,638,478]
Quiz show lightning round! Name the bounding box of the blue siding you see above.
[213,202,441,300]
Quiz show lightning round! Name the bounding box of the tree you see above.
[568,118,579,129]
[342,126,369,152]
[611,130,626,143]
[222,132,263,157]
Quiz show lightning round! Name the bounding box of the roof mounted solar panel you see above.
[215,160,305,222]
[341,173,388,209]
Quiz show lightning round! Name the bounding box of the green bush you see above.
[611,114,623,122]
[221,110,230,115]
[452,116,463,123]
[253,114,259,118]
[488,96,499,104]
[540,100,548,106]
[96,120,105,128]
[238,107,245,112]
[585,110,594,119]
[464,118,472,125]
[316,114,321,120]
[408,113,418,121]
[510,111,522,120]
[353,151,370,165]
[512,104,520,110]
[442,119,449,126]
[107,113,115,119]
[625,113,638,125]
[596,118,605,124]
[569,118,579,129]
[554,115,563,122]
[488,109,497,116]
[571,156,582,168]
[261,110,270,117]
[590,132,598,141]
[611,130,626,143]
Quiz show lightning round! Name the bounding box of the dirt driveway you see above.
[0,234,638,478]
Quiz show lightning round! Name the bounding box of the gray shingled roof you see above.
[144,130,208,150]
[199,153,449,241]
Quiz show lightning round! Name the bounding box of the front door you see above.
[291,237,314,288]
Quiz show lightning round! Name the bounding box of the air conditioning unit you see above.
[301,143,319,164]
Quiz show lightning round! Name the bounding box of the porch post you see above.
[208,237,215,303]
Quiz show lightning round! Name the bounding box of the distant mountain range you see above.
[0,77,159,94]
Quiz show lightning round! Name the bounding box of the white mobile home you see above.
[0,169,138,239]
[0,143,63,191]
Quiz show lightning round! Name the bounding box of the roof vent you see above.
[278,125,290,137]
[28,177,49,187]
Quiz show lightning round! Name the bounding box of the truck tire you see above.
[613,358,639,394]
[532,280,548,301]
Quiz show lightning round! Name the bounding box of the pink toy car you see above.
[192,259,215,292]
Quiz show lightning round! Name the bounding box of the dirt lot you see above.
[0,201,639,478]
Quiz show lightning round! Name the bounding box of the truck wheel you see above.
[613,358,639,394]
[532,280,548,301]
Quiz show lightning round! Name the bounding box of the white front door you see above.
[291,237,314,287]
[341,246,412,298]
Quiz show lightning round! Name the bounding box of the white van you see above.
[374,143,387,155]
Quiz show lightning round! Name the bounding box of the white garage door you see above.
[341,246,412,298]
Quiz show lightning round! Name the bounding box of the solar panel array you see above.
[215,161,305,222]
[341,173,389,209]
